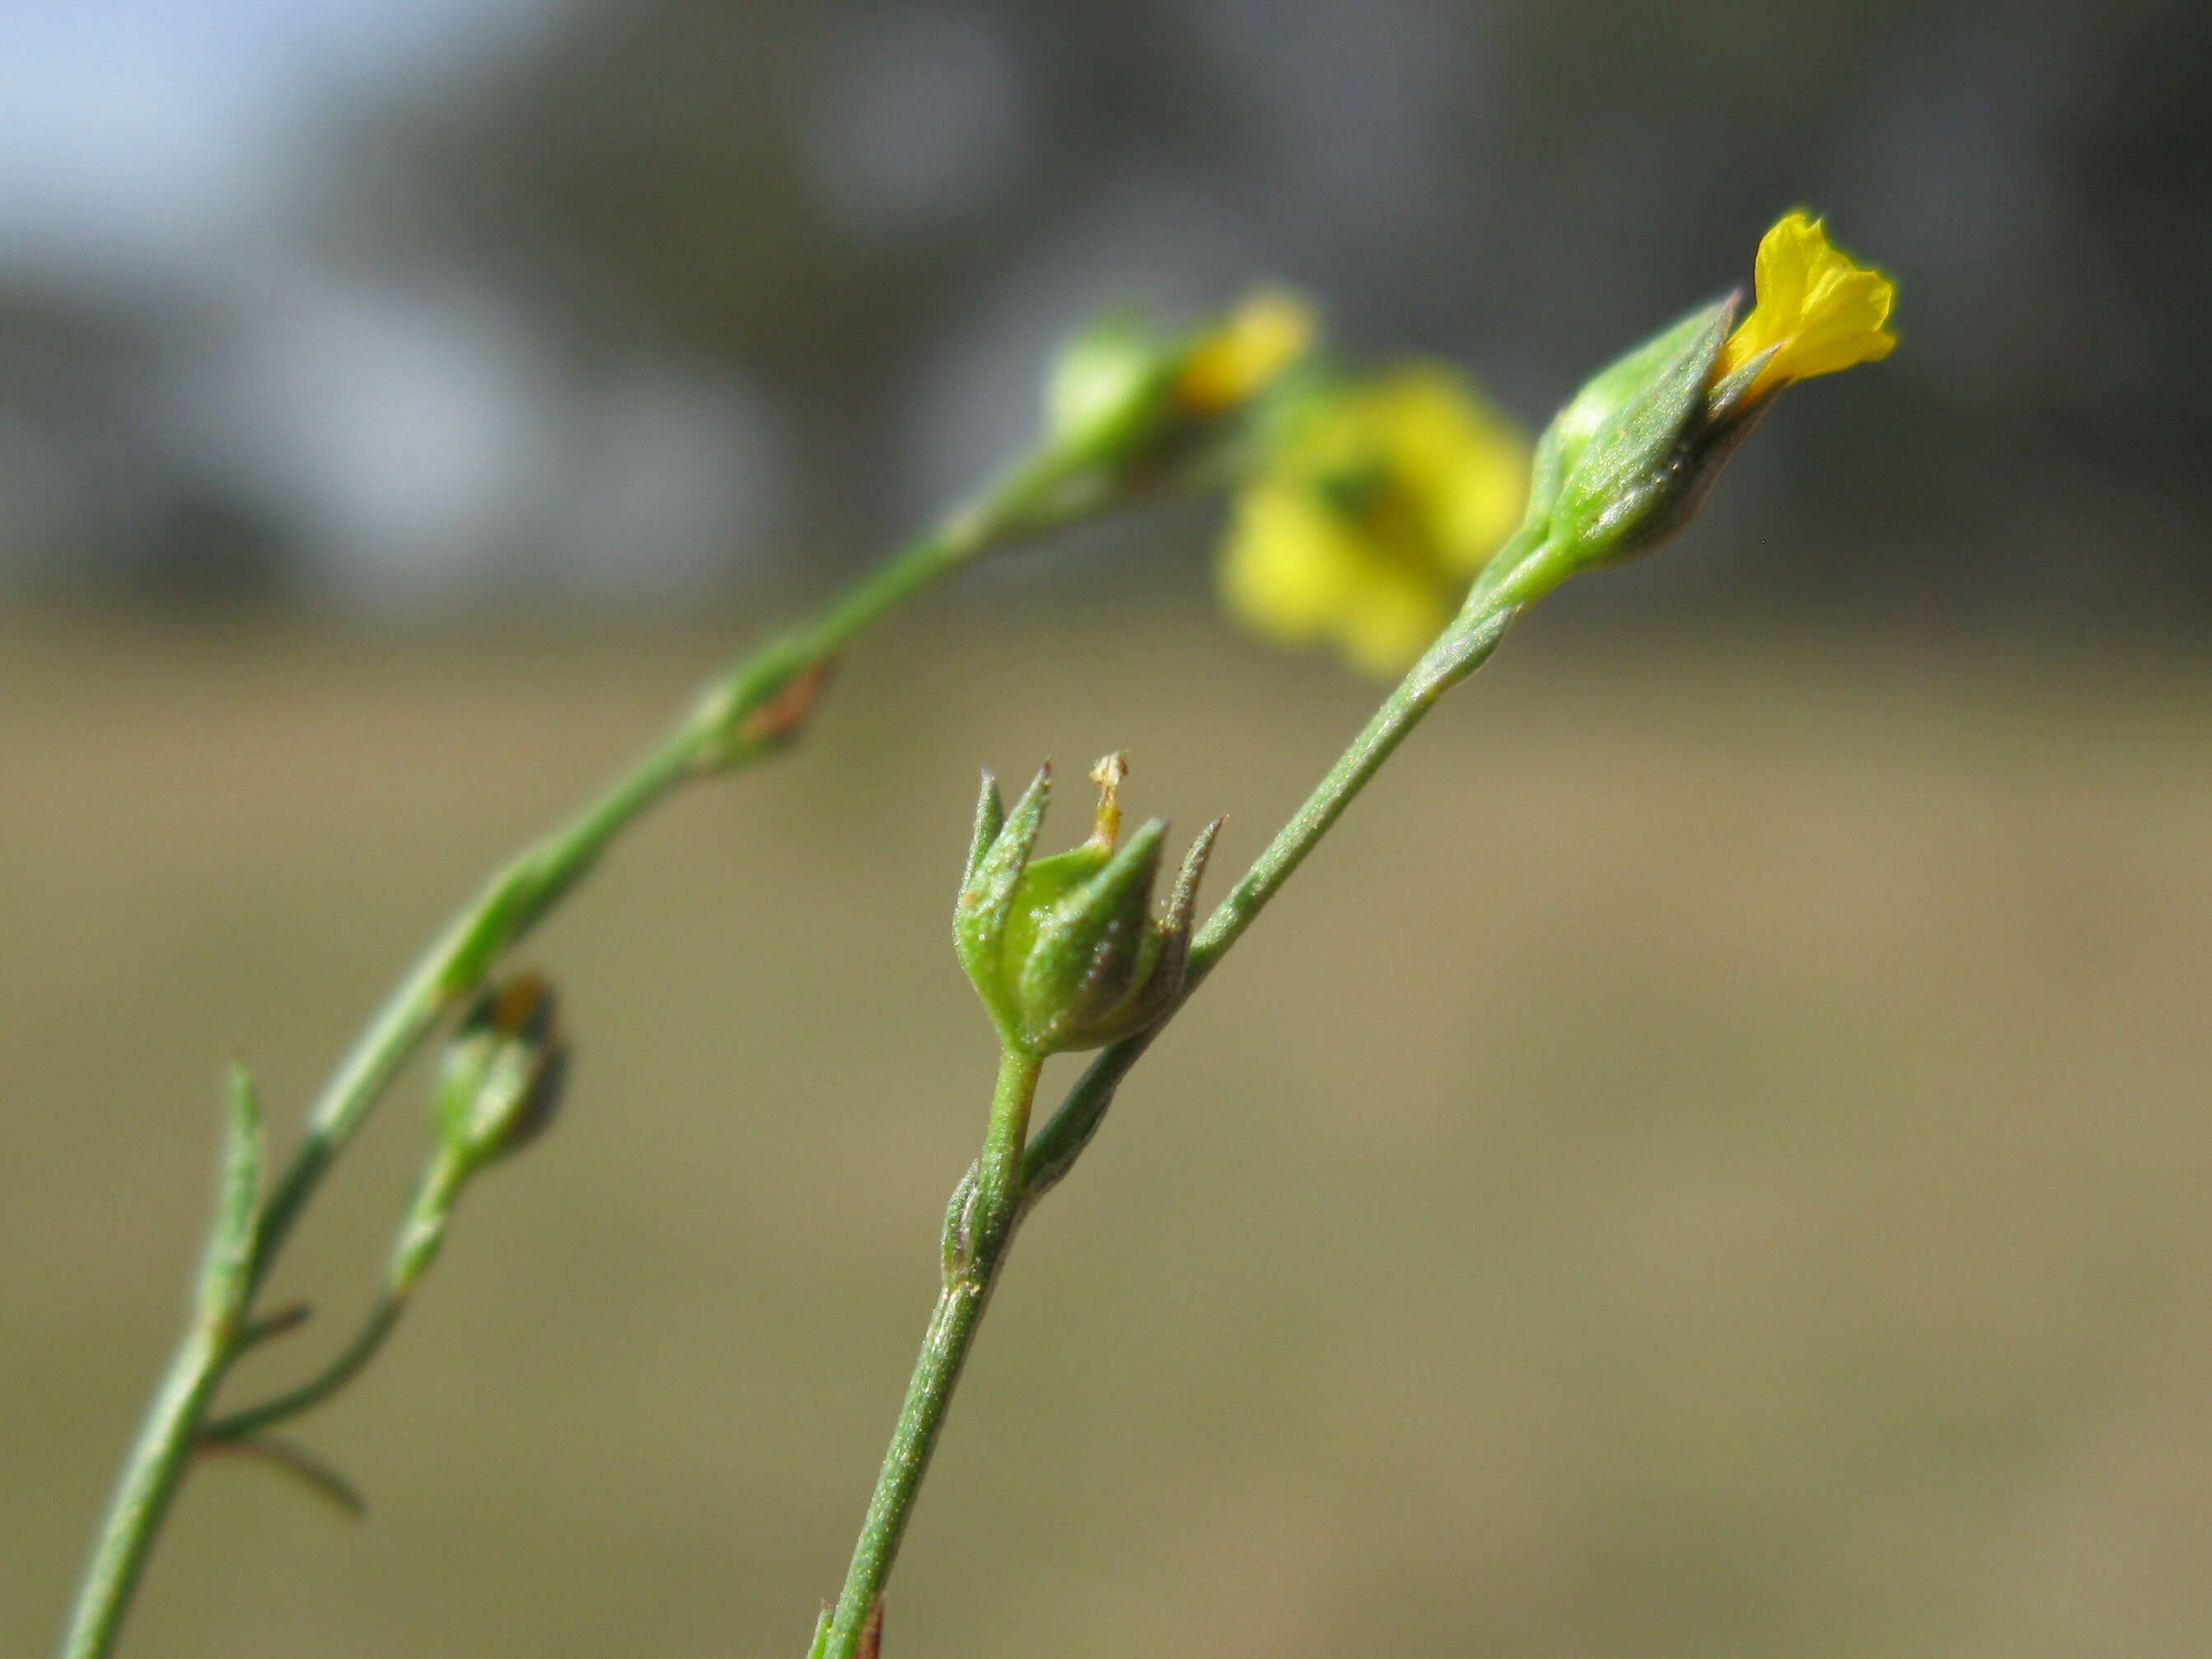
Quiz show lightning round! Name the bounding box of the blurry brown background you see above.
[7,1,2212,1655]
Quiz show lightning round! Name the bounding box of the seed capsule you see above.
[953,755,1219,1056]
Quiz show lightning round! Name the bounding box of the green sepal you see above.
[1045,309,1179,464]
[953,764,1050,1036]
[949,761,1218,1056]
[1500,297,1737,595]
[1152,815,1223,981]
[963,771,1006,888]
[1015,817,1167,1050]
[1554,300,1731,560]
[994,834,1115,999]
[1067,815,1221,1050]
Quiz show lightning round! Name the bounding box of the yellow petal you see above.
[1719,211,1897,396]
[1338,572,1454,678]
[1341,366,1530,577]
[1176,290,1318,414]
[1218,485,1360,644]
[1214,358,1529,675]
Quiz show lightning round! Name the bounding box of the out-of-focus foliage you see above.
[0,0,2205,614]
[0,286,289,597]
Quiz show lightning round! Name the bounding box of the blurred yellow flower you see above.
[1218,365,1529,676]
[1718,212,1896,400]
[1175,290,1318,414]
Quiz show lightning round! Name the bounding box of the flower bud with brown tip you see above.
[432,971,569,1175]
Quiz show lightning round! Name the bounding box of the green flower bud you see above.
[1494,295,1772,599]
[954,755,1219,1056]
[1045,294,1317,485]
[432,971,569,1172]
[1045,311,1180,459]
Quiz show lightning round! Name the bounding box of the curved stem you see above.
[58,437,1097,1659]
[252,440,1087,1285]
[821,1047,1044,1659]
[202,1293,400,1445]
[212,1146,470,1443]
[60,1321,229,1659]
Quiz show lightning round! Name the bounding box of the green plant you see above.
[58,214,1894,1659]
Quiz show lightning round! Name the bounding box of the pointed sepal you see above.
[953,764,1050,1035]
[963,770,1006,887]
[948,757,1218,1054]
[1017,816,1167,1049]
[1487,298,1743,599]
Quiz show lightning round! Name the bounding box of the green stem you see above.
[814,575,1538,1655]
[207,1148,470,1444]
[202,1295,400,1446]
[60,1320,229,1659]
[821,1047,1044,1659]
[62,1073,260,1659]
[59,438,1096,1659]
[1023,582,1527,1199]
[253,440,1087,1283]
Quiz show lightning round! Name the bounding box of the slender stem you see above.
[1022,586,1525,1198]
[821,1047,1044,1659]
[207,1148,470,1444]
[61,1322,229,1659]
[59,437,1096,1659]
[1189,605,1513,972]
[202,1296,400,1445]
[253,441,1087,1284]
[63,1073,260,1659]
[246,730,694,1281]
[813,579,1535,1654]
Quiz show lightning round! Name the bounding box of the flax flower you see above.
[1717,212,1897,401]
[1218,365,1528,676]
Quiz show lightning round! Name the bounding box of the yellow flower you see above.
[1717,212,1896,401]
[1175,290,1318,414]
[1218,364,1528,676]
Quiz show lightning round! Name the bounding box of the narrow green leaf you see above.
[236,1301,313,1353]
[437,861,537,997]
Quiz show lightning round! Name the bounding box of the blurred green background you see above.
[8,0,2212,1653]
